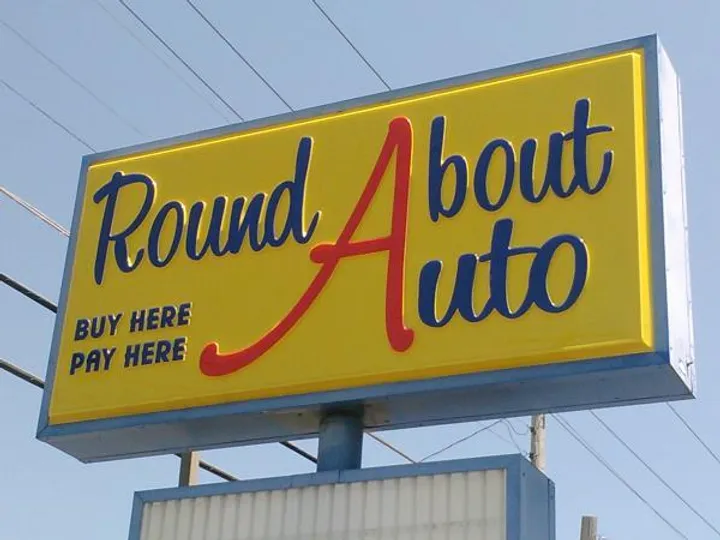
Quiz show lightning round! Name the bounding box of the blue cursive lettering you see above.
[418,218,588,326]
[93,172,155,285]
[428,116,468,221]
[427,98,614,218]
[92,137,321,284]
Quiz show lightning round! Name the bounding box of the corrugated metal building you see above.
[130,455,554,540]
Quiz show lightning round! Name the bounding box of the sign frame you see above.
[37,34,695,463]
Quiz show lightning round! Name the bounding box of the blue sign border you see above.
[127,454,555,540]
[37,34,695,463]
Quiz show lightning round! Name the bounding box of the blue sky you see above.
[1,1,718,539]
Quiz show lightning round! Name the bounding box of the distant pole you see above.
[530,414,546,471]
[580,515,598,540]
[178,451,200,487]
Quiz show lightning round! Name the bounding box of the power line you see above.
[488,426,526,456]
[590,410,720,536]
[419,420,504,463]
[504,418,530,436]
[117,0,243,121]
[0,357,44,389]
[0,355,240,482]
[499,420,527,455]
[303,16,524,464]
[0,185,69,234]
[185,0,293,110]
[0,16,144,136]
[0,77,94,151]
[553,414,688,539]
[0,182,413,468]
[5,0,500,479]
[4,10,710,501]
[301,13,716,509]
[0,186,70,237]
[279,441,317,464]
[90,0,228,122]
[0,186,415,470]
[0,273,58,313]
[173,20,426,482]
[367,432,417,463]
[0,270,318,467]
[1,64,413,467]
[666,403,720,467]
[11,14,701,506]
[309,0,391,91]
[0,14,237,482]
[70,9,714,531]
[189,455,237,482]
[1,77,415,468]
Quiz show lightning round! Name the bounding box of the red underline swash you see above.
[199,117,415,377]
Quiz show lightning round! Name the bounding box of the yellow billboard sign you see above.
[38,35,694,462]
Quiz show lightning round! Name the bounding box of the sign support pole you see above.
[530,414,546,471]
[316,408,364,472]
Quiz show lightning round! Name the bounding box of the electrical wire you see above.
[499,421,527,455]
[488,426,526,456]
[590,410,720,536]
[504,418,530,436]
[0,16,144,136]
[0,183,414,467]
[0,186,70,237]
[117,0,243,121]
[666,403,720,467]
[186,455,237,482]
[0,53,417,470]
[0,179,415,468]
[299,13,530,465]
[419,420,504,463]
[0,355,239,482]
[0,77,94,151]
[9,4,417,468]
[0,357,44,389]
[8,14,713,525]
[0,271,318,467]
[367,432,417,463]
[185,0,293,110]
[302,17,718,529]
[309,0,391,90]
[90,0,228,121]
[0,273,58,313]
[107,8,719,534]
[553,414,688,539]
[0,12,241,485]
[280,441,317,464]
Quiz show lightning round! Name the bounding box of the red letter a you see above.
[200,117,415,377]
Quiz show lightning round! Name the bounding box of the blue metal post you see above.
[316,408,364,471]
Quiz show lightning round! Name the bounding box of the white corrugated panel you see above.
[139,469,506,540]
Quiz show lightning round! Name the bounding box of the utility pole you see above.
[530,414,546,471]
[178,451,200,487]
[580,515,598,540]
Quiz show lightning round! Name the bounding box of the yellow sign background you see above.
[49,49,652,425]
